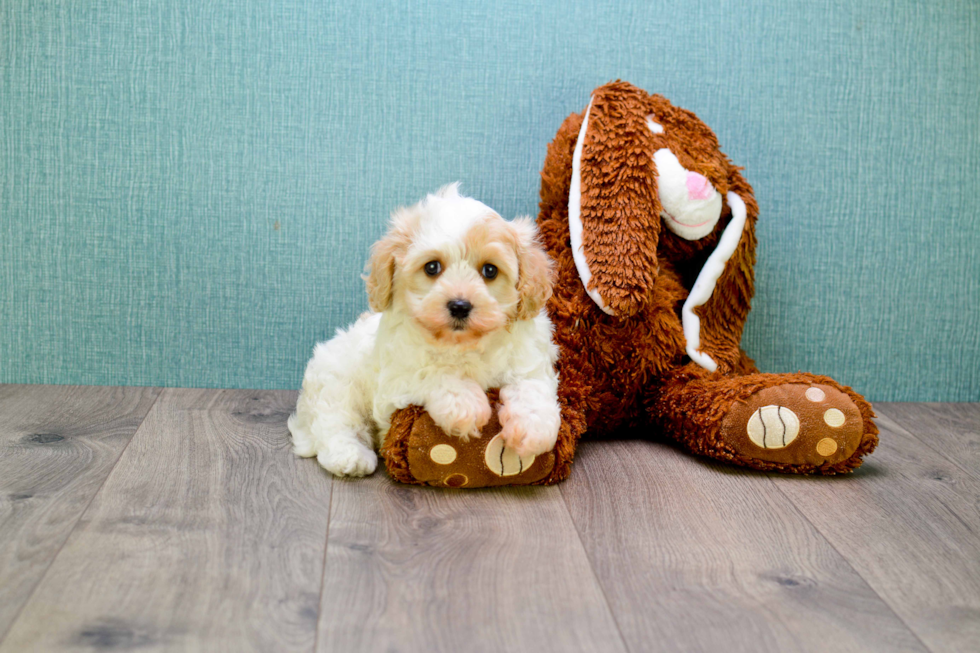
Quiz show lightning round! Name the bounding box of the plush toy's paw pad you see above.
[317,439,378,477]
[502,426,556,459]
[722,383,865,467]
[745,405,801,449]
[484,433,538,477]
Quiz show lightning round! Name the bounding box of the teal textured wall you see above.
[1,1,978,401]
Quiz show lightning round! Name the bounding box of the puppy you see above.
[288,184,562,477]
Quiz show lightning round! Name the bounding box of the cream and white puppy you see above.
[288,184,561,477]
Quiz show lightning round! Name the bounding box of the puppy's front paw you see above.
[426,382,492,441]
[498,395,561,458]
[316,439,378,477]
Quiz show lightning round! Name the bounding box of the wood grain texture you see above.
[773,409,980,652]
[0,389,330,653]
[319,473,626,653]
[875,403,980,481]
[0,384,161,640]
[3,390,977,652]
[560,439,926,653]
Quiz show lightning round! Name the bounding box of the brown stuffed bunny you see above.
[383,81,878,486]
[536,80,878,475]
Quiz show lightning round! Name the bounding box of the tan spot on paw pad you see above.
[805,387,826,402]
[444,473,468,488]
[429,443,457,464]
[816,438,838,457]
[823,408,846,427]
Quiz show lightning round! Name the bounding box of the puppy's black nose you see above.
[447,299,472,320]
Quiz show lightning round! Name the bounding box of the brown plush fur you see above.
[537,81,878,475]
[380,404,423,485]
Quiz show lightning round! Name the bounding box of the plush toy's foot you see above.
[721,383,866,469]
[381,389,581,487]
[652,368,878,474]
[382,404,554,488]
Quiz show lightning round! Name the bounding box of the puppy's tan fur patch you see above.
[366,205,552,348]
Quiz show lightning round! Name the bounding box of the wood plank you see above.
[318,472,626,653]
[0,388,331,653]
[773,411,980,652]
[560,439,926,653]
[875,403,980,480]
[0,384,161,641]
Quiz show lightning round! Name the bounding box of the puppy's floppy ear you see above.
[509,216,555,320]
[572,81,662,318]
[364,208,415,312]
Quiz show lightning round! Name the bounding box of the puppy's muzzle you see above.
[447,299,472,326]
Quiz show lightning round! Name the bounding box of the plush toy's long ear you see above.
[681,166,759,373]
[570,82,661,317]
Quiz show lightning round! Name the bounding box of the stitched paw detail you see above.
[484,433,537,477]
[745,405,801,449]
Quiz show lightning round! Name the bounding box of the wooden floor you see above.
[0,386,977,652]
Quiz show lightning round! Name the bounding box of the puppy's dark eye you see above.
[482,263,498,280]
[424,261,442,277]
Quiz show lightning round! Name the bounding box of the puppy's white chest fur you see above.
[370,309,558,439]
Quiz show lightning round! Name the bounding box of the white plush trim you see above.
[569,97,615,316]
[681,191,747,372]
[645,116,664,134]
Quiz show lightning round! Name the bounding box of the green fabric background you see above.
[1,1,978,401]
